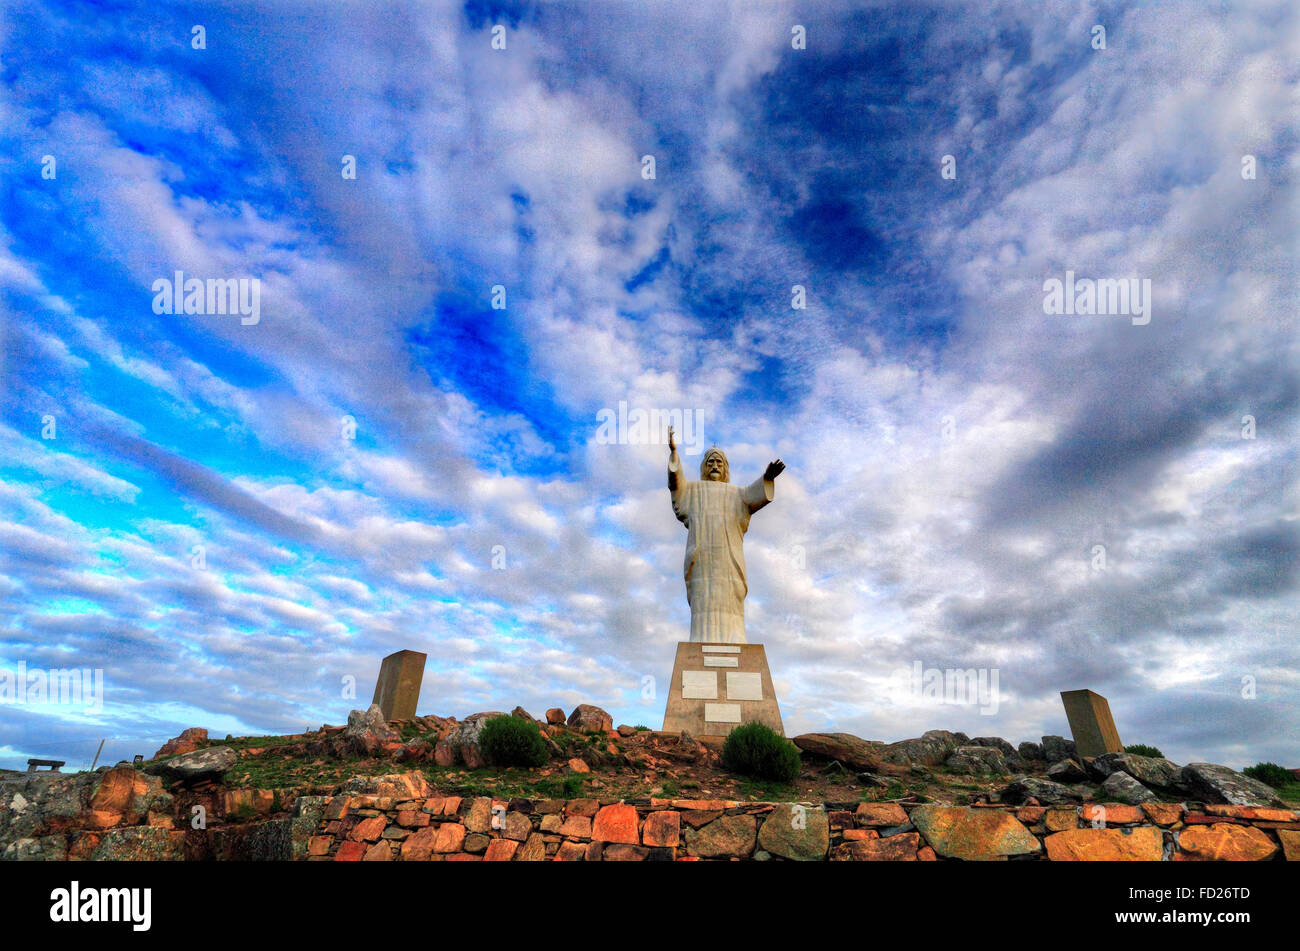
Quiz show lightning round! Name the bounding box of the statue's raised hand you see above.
[764,459,785,481]
[667,426,677,453]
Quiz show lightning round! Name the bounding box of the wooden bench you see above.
[26,759,65,773]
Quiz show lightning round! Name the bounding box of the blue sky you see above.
[1,0,1297,771]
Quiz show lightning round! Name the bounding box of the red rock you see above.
[559,815,593,839]
[567,704,613,733]
[1175,824,1280,861]
[516,833,547,861]
[503,811,532,842]
[828,810,854,829]
[1204,805,1299,822]
[546,708,566,724]
[918,846,937,861]
[1080,803,1143,826]
[684,815,757,858]
[363,841,392,861]
[1184,813,1243,825]
[307,835,332,856]
[348,816,388,842]
[1045,809,1077,832]
[681,809,722,829]
[642,811,680,847]
[485,839,519,861]
[554,841,587,861]
[566,758,590,774]
[831,832,920,861]
[909,805,1040,861]
[842,829,879,841]
[1017,806,1047,824]
[400,825,439,860]
[1044,827,1163,861]
[153,727,208,759]
[441,796,462,815]
[397,810,429,828]
[334,840,367,861]
[603,843,649,861]
[1141,803,1184,826]
[1278,830,1300,861]
[854,802,908,827]
[592,804,639,844]
[87,766,164,830]
[434,823,466,853]
[565,798,600,817]
[445,852,481,861]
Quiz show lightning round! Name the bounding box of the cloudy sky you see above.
[1,0,1296,772]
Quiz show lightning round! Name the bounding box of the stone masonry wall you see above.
[303,776,1300,862]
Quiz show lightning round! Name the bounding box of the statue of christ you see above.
[667,426,784,644]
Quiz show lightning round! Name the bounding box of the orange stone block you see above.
[842,829,879,842]
[1044,827,1163,861]
[554,840,587,861]
[400,825,439,860]
[307,835,332,856]
[484,839,519,861]
[1017,806,1047,824]
[831,832,920,861]
[348,816,388,842]
[918,846,937,861]
[434,823,466,853]
[1175,824,1280,861]
[1045,809,1078,832]
[1141,803,1184,826]
[1204,805,1299,822]
[559,815,593,839]
[334,840,367,862]
[1277,830,1300,861]
[592,804,640,844]
[642,810,681,848]
[854,803,908,827]
[363,841,392,861]
[1081,803,1143,826]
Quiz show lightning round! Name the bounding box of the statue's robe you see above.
[668,454,774,643]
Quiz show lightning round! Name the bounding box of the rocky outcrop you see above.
[566,705,613,733]
[791,733,883,772]
[1100,771,1157,804]
[999,775,1085,805]
[945,746,1009,775]
[880,730,967,767]
[154,727,209,759]
[341,704,400,757]
[1040,736,1077,764]
[434,712,509,768]
[1180,763,1285,806]
[1091,752,1184,790]
[145,747,237,783]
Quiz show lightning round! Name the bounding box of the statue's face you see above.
[704,453,726,481]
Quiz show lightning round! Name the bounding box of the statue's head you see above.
[700,447,729,482]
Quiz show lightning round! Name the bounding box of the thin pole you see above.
[88,739,106,771]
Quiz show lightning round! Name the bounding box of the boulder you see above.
[145,747,237,783]
[545,708,566,725]
[341,704,400,757]
[567,704,613,733]
[1046,758,1090,784]
[153,727,208,759]
[685,814,757,858]
[511,706,537,722]
[1041,736,1077,763]
[945,746,1009,775]
[757,804,829,861]
[1091,752,1184,790]
[972,737,1019,769]
[1017,741,1044,761]
[1100,771,1157,804]
[880,730,965,767]
[791,733,882,772]
[999,775,1086,806]
[910,805,1041,861]
[444,712,510,768]
[1180,763,1285,806]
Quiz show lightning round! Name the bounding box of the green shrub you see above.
[1124,743,1164,758]
[721,722,801,783]
[1243,762,1294,790]
[480,715,547,768]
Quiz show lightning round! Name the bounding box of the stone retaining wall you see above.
[304,792,1300,862]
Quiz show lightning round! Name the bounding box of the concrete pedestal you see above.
[661,642,783,738]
